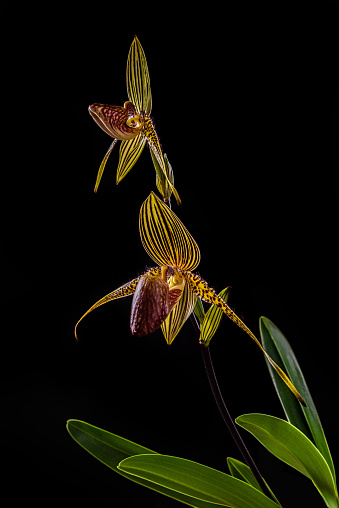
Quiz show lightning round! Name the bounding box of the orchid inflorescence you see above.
[78,37,305,407]
[89,36,179,205]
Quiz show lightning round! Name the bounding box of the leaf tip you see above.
[66,419,75,433]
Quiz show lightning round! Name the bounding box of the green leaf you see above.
[119,454,279,508]
[259,316,336,483]
[67,420,229,507]
[236,413,339,508]
[227,458,281,506]
[67,419,156,469]
[199,287,230,346]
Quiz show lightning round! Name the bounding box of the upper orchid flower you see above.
[75,192,305,406]
[89,36,180,205]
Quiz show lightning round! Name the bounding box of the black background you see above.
[1,1,338,506]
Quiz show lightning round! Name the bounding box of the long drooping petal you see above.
[139,192,200,271]
[94,139,118,193]
[182,269,306,406]
[74,267,161,340]
[127,36,152,115]
[116,134,147,184]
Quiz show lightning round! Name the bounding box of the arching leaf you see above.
[260,316,336,482]
[236,413,339,508]
[118,454,279,508]
[67,420,275,507]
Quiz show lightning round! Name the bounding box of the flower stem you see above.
[199,342,275,501]
[190,306,274,499]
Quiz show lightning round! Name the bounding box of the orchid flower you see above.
[75,192,305,406]
[89,36,180,205]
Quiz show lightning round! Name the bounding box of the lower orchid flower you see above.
[75,192,306,406]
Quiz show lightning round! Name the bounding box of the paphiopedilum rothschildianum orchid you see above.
[75,192,305,406]
[89,36,179,205]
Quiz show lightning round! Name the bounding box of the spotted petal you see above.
[127,36,152,115]
[139,192,200,271]
[74,267,161,340]
[183,269,306,406]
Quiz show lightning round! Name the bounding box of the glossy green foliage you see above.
[227,457,281,505]
[119,454,280,508]
[260,317,336,482]
[236,414,339,508]
[67,420,278,507]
